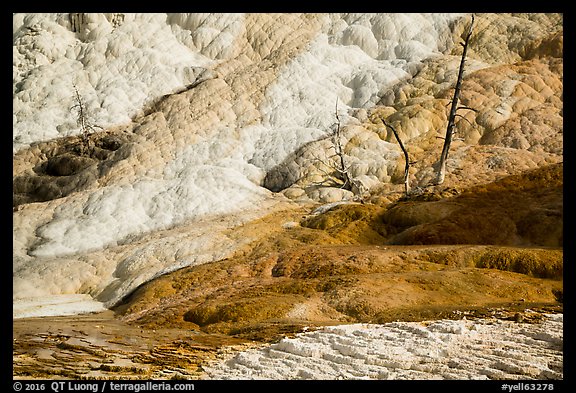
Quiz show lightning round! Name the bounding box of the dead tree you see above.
[71,85,101,156]
[381,119,411,197]
[331,98,353,191]
[309,98,370,199]
[435,14,475,185]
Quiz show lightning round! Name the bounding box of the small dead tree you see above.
[331,98,353,191]
[71,85,101,156]
[311,98,367,198]
[435,14,475,185]
[381,119,411,197]
[312,99,352,190]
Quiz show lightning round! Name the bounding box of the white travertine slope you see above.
[203,314,563,380]
[13,13,216,152]
[12,13,562,318]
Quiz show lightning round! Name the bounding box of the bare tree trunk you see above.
[382,119,410,197]
[436,15,474,185]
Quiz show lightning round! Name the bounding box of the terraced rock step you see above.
[13,307,562,380]
[203,313,563,380]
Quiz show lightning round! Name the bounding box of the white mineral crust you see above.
[203,314,563,380]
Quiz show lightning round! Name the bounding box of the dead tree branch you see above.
[455,113,474,126]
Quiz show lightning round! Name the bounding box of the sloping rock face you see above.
[116,163,562,334]
[13,13,562,322]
